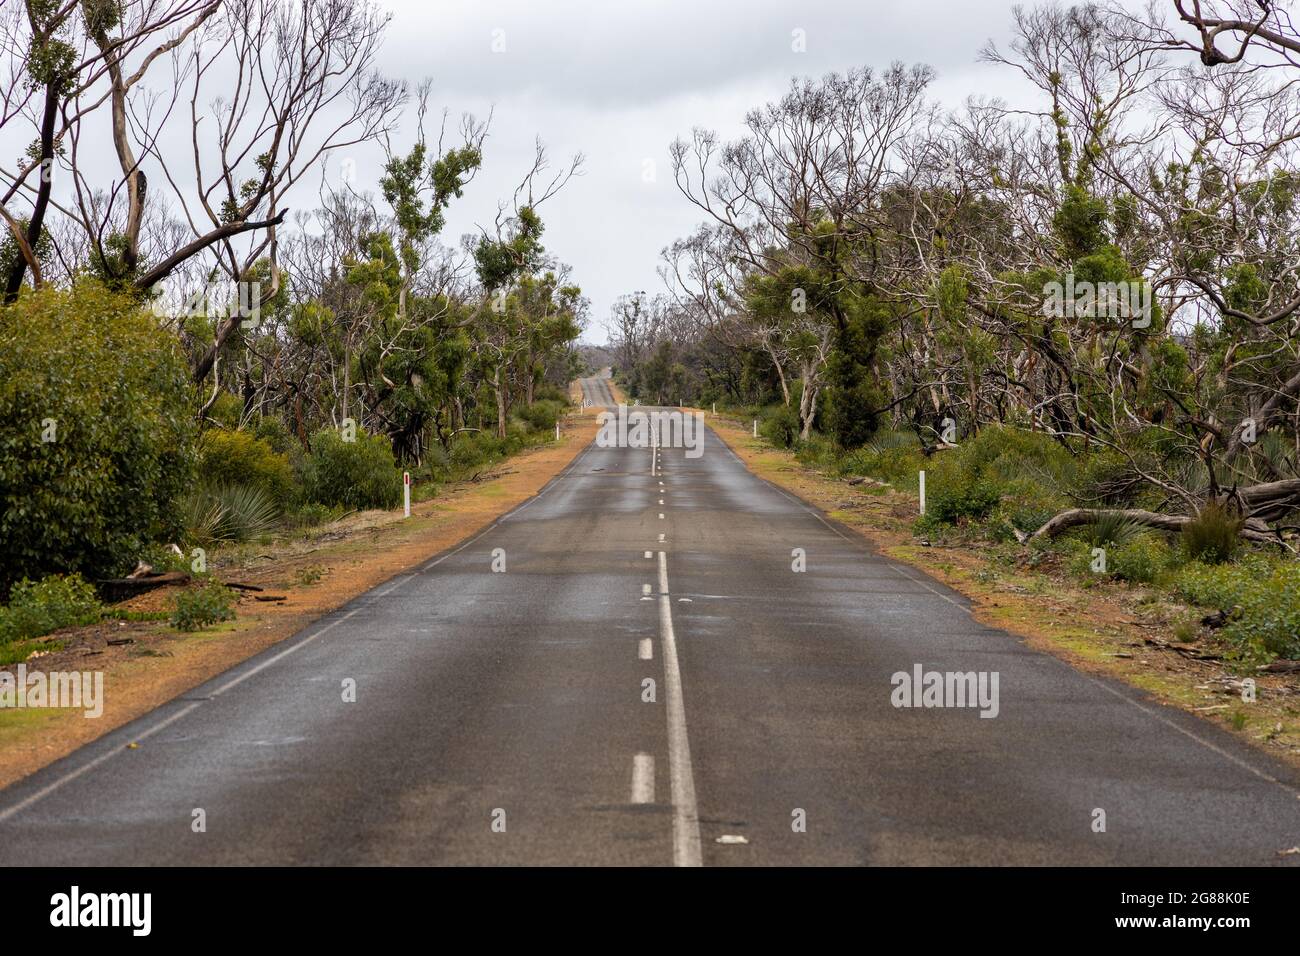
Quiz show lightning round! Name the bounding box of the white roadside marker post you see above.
[919,470,926,516]
[753,419,757,437]
[404,471,411,518]
[555,421,560,441]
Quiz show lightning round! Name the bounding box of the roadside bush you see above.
[1081,511,1148,549]
[516,399,565,431]
[838,429,924,486]
[1181,502,1243,564]
[994,480,1069,539]
[283,502,348,530]
[917,447,997,525]
[252,416,298,456]
[926,476,1002,525]
[1174,556,1300,659]
[450,431,511,470]
[1070,449,1151,507]
[301,428,401,510]
[761,403,801,448]
[180,483,280,546]
[1108,536,1172,584]
[0,573,102,644]
[170,580,236,632]
[913,426,1076,529]
[532,384,571,405]
[0,284,197,595]
[198,428,295,503]
[957,425,1075,487]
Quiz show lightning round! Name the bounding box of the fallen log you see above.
[1028,508,1283,545]
[1260,660,1300,674]
[97,571,191,602]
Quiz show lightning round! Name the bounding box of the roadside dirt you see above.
[703,411,1300,771]
[0,409,601,789]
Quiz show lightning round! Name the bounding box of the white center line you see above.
[657,550,702,866]
[631,753,656,804]
[638,637,653,660]
[658,513,664,520]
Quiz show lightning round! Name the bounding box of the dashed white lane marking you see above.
[658,499,664,505]
[644,551,653,559]
[639,638,653,661]
[657,550,702,866]
[642,583,652,595]
[658,513,664,520]
[658,533,665,542]
[631,753,656,804]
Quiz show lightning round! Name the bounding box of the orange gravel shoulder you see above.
[0,410,600,788]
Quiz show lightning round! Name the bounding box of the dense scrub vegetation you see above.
[0,1,586,633]
[610,4,1300,665]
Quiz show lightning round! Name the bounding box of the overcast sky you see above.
[361,0,1062,343]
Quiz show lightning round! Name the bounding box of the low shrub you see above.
[170,580,236,632]
[993,480,1069,539]
[301,428,401,510]
[0,573,102,645]
[516,399,565,431]
[1181,502,1243,564]
[926,473,1002,525]
[760,403,801,448]
[198,429,295,503]
[179,483,280,546]
[1108,535,1172,584]
[1174,556,1300,659]
[284,502,347,530]
[1081,511,1148,549]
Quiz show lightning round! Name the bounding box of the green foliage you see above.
[446,429,532,471]
[170,581,236,632]
[283,502,348,530]
[0,573,102,645]
[761,403,801,448]
[827,296,890,448]
[1053,184,1109,260]
[1181,502,1243,564]
[916,427,1077,529]
[515,399,565,431]
[1081,511,1147,549]
[1174,556,1300,659]
[1108,536,1171,584]
[0,284,197,595]
[993,480,1069,540]
[179,483,279,547]
[301,428,401,510]
[926,475,1002,525]
[198,429,295,503]
[474,205,545,290]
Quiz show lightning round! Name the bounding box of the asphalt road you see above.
[1,373,1298,865]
